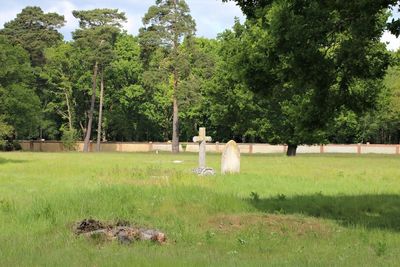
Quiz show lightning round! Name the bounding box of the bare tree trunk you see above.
[79,121,85,134]
[96,67,104,152]
[172,86,179,153]
[64,91,73,131]
[171,0,179,153]
[83,61,98,152]
[286,144,298,157]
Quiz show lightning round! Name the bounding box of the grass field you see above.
[1,152,400,266]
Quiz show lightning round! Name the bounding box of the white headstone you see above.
[221,140,240,174]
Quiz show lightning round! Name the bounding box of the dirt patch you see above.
[73,219,166,245]
[208,213,333,237]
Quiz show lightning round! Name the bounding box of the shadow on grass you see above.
[248,193,400,231]
[0,157,28,164]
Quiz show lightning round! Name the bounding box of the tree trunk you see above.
[96,67,104,152]
[83,61,98,152]
[286,144,298,157]
[64,91,73,131]
[172,85,179,153]
[171,0,179,153]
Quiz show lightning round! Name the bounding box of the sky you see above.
[0,0,245,40]
[0,0,399,51]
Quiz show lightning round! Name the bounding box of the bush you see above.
[61,129,78,151]
[0,140,22,151]
[181,143,187,152]
[12,141,22,151]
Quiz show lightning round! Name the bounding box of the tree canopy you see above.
[223,0,395,155]
[0,2,400,154]
[0,6,65,66]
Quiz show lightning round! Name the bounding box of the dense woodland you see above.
[0,0,400,154]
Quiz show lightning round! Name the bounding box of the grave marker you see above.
[221,140,240,174]
[192,127,214,175]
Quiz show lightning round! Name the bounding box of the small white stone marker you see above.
[221,140,240,174]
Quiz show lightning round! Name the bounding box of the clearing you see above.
[0,152,400,266]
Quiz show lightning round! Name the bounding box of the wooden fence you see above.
[18,141,400,155]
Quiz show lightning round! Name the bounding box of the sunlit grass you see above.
[1,152,400,266]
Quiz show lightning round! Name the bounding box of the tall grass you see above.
[0,152,400,266]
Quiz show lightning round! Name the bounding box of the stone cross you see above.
[193,127,212,169]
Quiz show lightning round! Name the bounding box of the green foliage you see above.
[0,140,22,151]
[72,9,127,66]
[139,0,196,148]
[0,36,41,139]
[0,7,64,140]
[139,0,196,53]
[223,0,392,148]
[1,3,400,145]
[43,43,78,135]
[0,6,65,66]
[72,8,127,151]
[207,21,270,142]
[328,109,360,144]
[61,128,78,151]
[106,34,162,141]
[0,116,13,146]
[387,4,400,37]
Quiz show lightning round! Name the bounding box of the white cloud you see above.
[382,31,400,51]
[46,0,79,39]
[187,0,244,37]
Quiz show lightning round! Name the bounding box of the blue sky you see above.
[0,0,245,40]
[0,0,399,50]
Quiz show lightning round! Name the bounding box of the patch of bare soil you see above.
[208,213,333,237]
[73,219,166,245]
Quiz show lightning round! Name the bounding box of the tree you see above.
[72,9,126,152]
[0,36,41,139]
[222,0,393,156]
[357,51,400,144]
[387,4,400,37]
[43,43,79,141]
[0,116,13,146]
[0,6,65,67]
[176,37,217,141]
[43,43,75,131]
[140,0,196,153]
[205,21,270,143]
[0,6,65,140]
[105,34,171,142]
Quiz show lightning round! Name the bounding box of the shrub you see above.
[181,143,187,152]
[61,129,78,151]
[0,140,21,151]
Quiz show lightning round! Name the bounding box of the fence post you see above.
[357,144,362,154]
[320,144,324,154]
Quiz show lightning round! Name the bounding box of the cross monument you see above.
[193,127,212,169]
